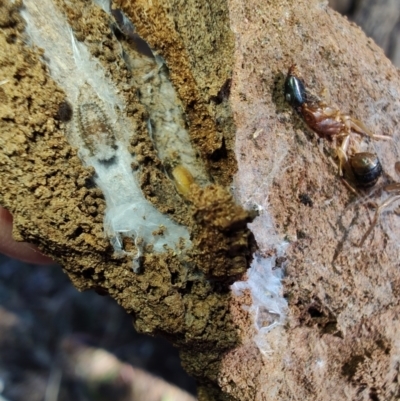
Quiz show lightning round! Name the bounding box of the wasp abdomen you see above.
[349,152,382,188]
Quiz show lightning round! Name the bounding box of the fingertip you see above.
[0,207,55,265]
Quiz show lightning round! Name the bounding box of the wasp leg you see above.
[320,105,340,118]
[336,134,350,177]
[341,177,359,195]
[395,162,400,176]
[318,87,334,106]
[347,117,392,141]
[384,183,400,193]
[359,193,400,246]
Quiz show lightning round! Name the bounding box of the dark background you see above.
[0,255,196,400]
[329,0,400,67]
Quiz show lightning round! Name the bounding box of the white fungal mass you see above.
[21,0,192,271]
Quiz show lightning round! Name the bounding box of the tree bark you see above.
[1,0,400,399]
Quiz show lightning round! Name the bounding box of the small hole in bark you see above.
[84,178,97,189]
[210,137,227,161]
[369,388,379,401]
[6,33,17,43]
[299,193,313,207]
[296,229,307,239]
[171,272,179,285]
[341,355,365,380]
[308,305,323,318]
[73,226,83,237]
[82,268,95,279]
[210,78,232,104]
